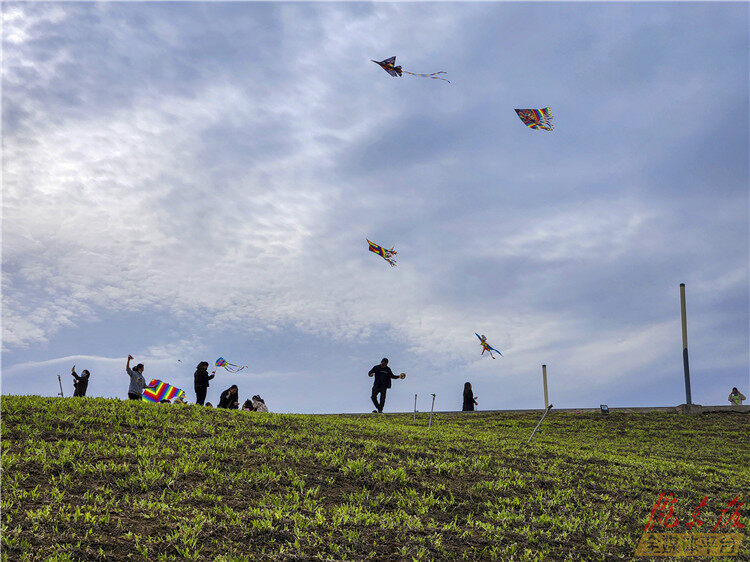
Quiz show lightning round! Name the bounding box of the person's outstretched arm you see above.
[126,355,133,375]
[71,366,81,381]
[389,367,399,379]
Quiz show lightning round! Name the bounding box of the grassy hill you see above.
[1,395,748,561]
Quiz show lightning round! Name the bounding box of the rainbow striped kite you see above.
[215,357,247,373]
[367,239,397,267]
[142,379,186,403]
[514,108,554,131]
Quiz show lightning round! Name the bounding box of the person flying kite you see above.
[215,357,247,373]
[371,56,450,83]
[515,108,554,131]
[476,333,502,359]
[367,239,397,267]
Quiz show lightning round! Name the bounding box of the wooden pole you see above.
[428,394,436,429]
[680,283,692,405]
[413,394,417,422]
[542,365,549,409]
[57,375,64,397]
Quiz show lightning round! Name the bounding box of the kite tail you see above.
[403,70,450,83]
[384,247,397,267]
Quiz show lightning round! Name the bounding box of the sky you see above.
[2,2,748,414]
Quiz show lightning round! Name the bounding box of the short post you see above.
[542,364,549,409]
[680,283,692,405]
[428,393,436,429]
[57,374,64,397]
[413,394,418,422]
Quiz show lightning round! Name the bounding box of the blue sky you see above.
[2,2,748,413]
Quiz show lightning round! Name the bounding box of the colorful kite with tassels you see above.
[371,56,450,83]
[142,379,186,403]
[367,239,397,267]
[215,357,247,373]
[476,333,503,359]
[515,108,554,131]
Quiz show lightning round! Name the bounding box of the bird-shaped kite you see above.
[515,108,554,131]
[215,357,247,373]
[476,333,502,359]
[371,56,450,83]
[367,239,397,267]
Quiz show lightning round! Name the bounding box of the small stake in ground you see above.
[542,364,549,409]
[528,404,553,443]
[428,393,436,429]
[57,374,64,398]
[413,393,418,422]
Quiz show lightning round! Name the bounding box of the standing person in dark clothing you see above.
[71,365,90,397]
[193,362,214,406]
[368,358,404,413]
[126,355,147,400]
[218,385,239,409]
[462,382,477,412]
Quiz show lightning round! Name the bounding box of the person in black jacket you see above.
[71,365,90,397]
[368,358,403,413]
[193,362,215,406]
[218,385,239,409]
[462,382,477,412]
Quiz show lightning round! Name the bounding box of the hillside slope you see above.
[1,396,748,560]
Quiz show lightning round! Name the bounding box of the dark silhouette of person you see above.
[368,358,402,413]
[193,361,215,406]
[218,385,239,409]
[462,382,477,412]
[71,366,90,397]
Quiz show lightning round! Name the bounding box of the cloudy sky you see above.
[2,2,748,413]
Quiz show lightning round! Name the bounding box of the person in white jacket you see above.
[728,387,746,405]
[251,395,269,413]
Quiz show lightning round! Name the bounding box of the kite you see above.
[476,333,503,359]
[142,379,186,403]
[367,239,397,267]
[371,56,450,83]
[514,108,554,131]
[215,357,247,373]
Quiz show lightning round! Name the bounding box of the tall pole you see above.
[542,365,549,409]
[57,375,64,397]
[428,393,436,429]
[680,283,692,405]
[413,394,418,422]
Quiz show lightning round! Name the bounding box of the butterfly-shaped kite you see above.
[372,56,450,83]
[476,333,503,359]
[515,108,554,131]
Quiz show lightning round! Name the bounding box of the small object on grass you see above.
[600,404,609,415]
[528,404,553,443]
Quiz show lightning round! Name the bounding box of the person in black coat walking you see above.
[193,362,215,406]
[71,366,90,397]
[368,358,404,413]
[462,382,477,412]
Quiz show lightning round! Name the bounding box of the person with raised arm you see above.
[71,365,91,397]
[125,354,147,401]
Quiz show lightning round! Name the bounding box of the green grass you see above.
[1,396,748,561]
